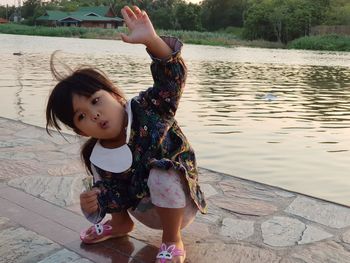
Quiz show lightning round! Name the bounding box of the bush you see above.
[288,34,350,51]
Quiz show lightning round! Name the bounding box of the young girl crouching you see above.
[46,6,207,263]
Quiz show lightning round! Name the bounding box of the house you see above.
[36,6,123,29]
[0,18,9,24]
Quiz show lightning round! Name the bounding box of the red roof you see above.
[0,18,9,23]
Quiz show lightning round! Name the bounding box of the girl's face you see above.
[72,90,126,143]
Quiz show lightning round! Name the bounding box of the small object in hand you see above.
[82,175,93,191]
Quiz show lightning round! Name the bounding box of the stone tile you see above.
[35,151,72,162]
[0,118,9,124]
[342,230,350,244]
[291,241,350,262]
[1,120,28,131]
[0,151,37,160]
[299,225,333,245]
[262,216,332,247]
[0,143,56,153]
[198,168,223,183]
[0,227,61,263]
[0,186,89,233]
[8,176,83,207]
[215,196,278,216]
[220,218,254,240]
[274,189,296,198]
[285,196,350,228]
[182,221,211,241]
[45,131,80,146]
[59,142,84,154]
[0,216,15,231]
[0,159,44,180]
[0,217,9,225]
[219,180,278,201]
[0,138,44,148]
[200,183,218,198]
[14,126,44,138]
[196,206,221,224]
[66,239,138,263]
[128,219,162,246]
[38,248,94,263]
[185,243,281,263]
[0,127,14,136]
[47,161,85,176]
[103,235,158,263]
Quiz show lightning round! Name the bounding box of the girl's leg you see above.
[155,207,185,263]
[146,168,193,263]
[109,210,135,235]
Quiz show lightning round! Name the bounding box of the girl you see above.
[46,6,207,263]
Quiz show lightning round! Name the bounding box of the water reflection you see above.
[1,34,350,205]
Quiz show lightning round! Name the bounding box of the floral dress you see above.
[88,36,207,223]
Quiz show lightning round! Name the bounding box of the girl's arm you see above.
[120,6,172,59]
[121,6,187,118]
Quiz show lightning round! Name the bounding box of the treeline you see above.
[1,0,349,43]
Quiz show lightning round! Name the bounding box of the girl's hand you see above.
[80,188,100,215]
[120,5,158,46]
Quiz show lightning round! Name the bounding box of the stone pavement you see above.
[1,116,350,263]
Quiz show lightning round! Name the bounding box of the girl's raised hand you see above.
[120,6,157,46]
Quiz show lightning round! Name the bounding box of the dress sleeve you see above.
[140,36,187,118]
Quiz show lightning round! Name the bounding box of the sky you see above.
[0,0,201,7]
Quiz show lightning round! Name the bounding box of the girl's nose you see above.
[91,112,100,121]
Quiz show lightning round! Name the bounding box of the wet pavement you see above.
[1,116,350,262]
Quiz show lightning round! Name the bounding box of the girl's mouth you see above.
[100,121,109,129]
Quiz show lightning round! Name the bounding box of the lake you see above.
[1,33,350,205]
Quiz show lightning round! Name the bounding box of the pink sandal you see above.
[80,221,125,244]
[156,243,186,263]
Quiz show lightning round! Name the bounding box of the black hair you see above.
[46,52,126,174]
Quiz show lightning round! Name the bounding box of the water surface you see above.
[1,34,350,205]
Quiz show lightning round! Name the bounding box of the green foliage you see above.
[243,0,331,43]
[288,34,350,51]
[175,2,202,31]
[201,0,247,31]
[1,0,349,49]
[0,5,16,20]
[324,0,350,25]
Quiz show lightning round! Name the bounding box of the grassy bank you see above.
[0,23,123,39]
[0,23,285,49]
[288,35,350,51]
[2,24,349,51]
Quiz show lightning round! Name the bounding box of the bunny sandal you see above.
[80,220,127,244]
[156,243,186,263]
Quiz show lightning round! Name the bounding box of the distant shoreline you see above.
[1,23,349,52]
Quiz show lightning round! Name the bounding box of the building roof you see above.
[0,18,9,23]
[36,6,123,22]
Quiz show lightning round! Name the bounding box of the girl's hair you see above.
[46,52,126,174]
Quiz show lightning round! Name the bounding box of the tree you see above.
[325,0,350,25]
[201,0,246,31]
[243,0,330,43]
[0,5,16,20]
[175,1,202,31]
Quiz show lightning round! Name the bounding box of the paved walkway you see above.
[1,116,350,262]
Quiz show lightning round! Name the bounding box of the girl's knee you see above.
[148,168,186,208]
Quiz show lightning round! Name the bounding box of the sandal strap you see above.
[94,224,103,236]
[156,243,185,262]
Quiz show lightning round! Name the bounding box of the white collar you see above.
[125,100,132,144]
[89,100,133,173]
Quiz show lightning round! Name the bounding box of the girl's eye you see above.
[78,113,85,121]
[92,97,100,105]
